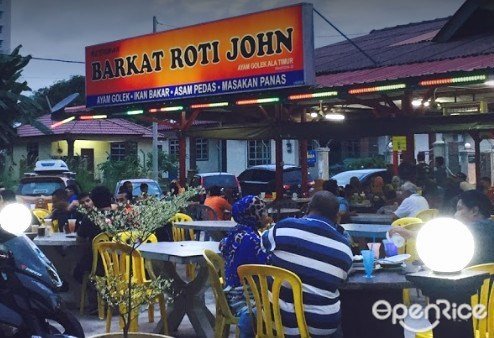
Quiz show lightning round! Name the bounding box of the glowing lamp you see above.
[0,203,32,235]
[416,217,474,274]
[325,112,345,121]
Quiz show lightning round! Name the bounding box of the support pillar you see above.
[179,134,186,188]
[471,132,481,186]
[67,139,75,159]
[275,137,283,200]
[299,112,308,197]
[403,134,415,163]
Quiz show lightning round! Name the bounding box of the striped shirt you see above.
[261,215,353,338]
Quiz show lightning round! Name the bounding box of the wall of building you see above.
[196,139,221,173]
[0,0,11,54]
[226,140,248,176]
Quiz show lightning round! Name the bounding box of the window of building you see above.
[110,142,126,161]
[169,139,179,157]
[195,138,208,161]
[248,140,271,166]
[0,40,4,49]
[0,12,4,19]
[0,26,3,34]
[26,142,38,168]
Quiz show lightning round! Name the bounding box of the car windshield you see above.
[331,171,369,187]
[202,175,237,188]
[18,179,65,196]
[131,182,162,197]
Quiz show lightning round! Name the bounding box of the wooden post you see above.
[471,132,481,186]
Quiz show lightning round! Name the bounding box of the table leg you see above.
[153,261,215,338]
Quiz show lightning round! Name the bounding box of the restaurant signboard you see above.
[85,4,315,108]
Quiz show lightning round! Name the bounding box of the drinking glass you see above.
[361,250,374,278]
[367,242,381,259]
[382,239,398,257]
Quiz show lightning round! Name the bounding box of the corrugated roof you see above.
[314,12,494,85]
[17,114,159,138]
[316,54,494,87]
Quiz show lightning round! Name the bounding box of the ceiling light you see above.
[310,112,318,118]
[325,113,345,121]
[412,99,422,107]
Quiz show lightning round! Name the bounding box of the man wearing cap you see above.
[392,181,429,220]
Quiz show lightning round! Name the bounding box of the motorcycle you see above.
[0,203,84,337]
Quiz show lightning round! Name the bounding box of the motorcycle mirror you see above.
[0,203,32,235]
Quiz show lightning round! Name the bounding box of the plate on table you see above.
[377,254,411,267]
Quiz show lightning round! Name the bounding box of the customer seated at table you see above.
[257,191,353,338]
[74,186,112,284]
[323,179,350,223]
[392,182,429,221]
[219,195,269,319]
[377,186,399,215]
[348,176,363,196]
[204,185,232,220]
[50,188,73,232]
[390,190,494,266]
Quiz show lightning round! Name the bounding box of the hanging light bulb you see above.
[325,112,345,121]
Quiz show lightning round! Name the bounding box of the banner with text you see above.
[85,4,314,108]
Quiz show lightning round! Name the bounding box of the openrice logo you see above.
[372,299,486,332]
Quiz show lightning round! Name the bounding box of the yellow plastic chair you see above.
[391,217,423,227]
[390,220,423,307]
[203,250,239,338]
[169,213,196,279]
[237,264,309,338]
[466,263,494,338]
[79,232,112,318]
[415,263,494,338]
[115,231,159,323]
[95,242,168,334]
[32,208,50,224]
[415,209,439,222]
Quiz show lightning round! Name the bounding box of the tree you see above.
[32,75,86,112]
[0,45,46,150]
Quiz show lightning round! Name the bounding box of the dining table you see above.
[348,213,393,224]
[138,240,220,338]
[341,223,392,239]
[174,220,236,241]
[340,269,414,338]
[33,232,88,308]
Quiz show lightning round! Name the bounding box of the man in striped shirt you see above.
[261,191,353,337]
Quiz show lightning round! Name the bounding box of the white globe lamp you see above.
[0,203,32,236]
[416,217,474,274]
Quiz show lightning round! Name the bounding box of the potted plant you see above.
[80,190,196,338]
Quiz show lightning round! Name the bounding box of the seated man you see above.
[392,181,429,221]
[204,185,232,220]
[259,191,353,338]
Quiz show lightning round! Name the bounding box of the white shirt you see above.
[394,193,429,218]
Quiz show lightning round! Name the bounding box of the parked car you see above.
[237,164,314,197]
[330,168,390,188]
[190,172,242,202]
[17,160,81,205]
[114,179,163,199]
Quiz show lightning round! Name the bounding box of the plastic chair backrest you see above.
[32,208,50,223]
[415,209,439,222]
[203,250,237,322]
[95,241,145,284]
[237,264,309,338]
[186,204,218,221]
[391,217,423,227]
[114,231,158,280]
[90,232,112,276]
[466,263,494,337]
[169,213,195,241]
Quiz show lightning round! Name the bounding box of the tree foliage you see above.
[32,75,85,112]
[0,45,45,149]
